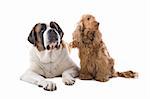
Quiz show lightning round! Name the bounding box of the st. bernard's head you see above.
[28,21,64,51]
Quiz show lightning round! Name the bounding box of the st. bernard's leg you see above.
[20,70,57,91]
[62,66,79,85]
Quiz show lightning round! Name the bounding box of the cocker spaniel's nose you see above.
[97,22,99,26]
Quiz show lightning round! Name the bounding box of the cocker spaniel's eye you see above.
[87,17,90,20]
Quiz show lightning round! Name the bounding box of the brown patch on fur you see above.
[33,24,45,51]
[58,40,71,54]
[61,40,67,49]
[70,14,138,82]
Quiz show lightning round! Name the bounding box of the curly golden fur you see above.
[70,14,138,82]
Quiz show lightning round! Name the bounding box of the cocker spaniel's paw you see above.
[95,76,110,82]
[79,73,93,80]
[69,40,79,48]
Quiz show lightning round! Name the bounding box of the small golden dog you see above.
[70,14,138,82]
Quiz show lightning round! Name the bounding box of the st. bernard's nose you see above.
[47,30,58,42]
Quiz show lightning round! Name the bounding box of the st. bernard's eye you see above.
[87,17,90,20]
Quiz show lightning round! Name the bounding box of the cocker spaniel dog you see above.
[70,14,138,82]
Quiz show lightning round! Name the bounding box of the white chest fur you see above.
[29,46,74,78]
[37,49,62,64]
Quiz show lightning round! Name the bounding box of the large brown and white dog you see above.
[20,21,79,91]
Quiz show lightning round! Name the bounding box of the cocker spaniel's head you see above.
[74,14,101,45]
[79,14,99,32]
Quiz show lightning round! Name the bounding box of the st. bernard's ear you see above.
[28,31,35,45]
[28,24,39,45]
[50,21,64,39]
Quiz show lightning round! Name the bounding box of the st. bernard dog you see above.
[20,21,79,91]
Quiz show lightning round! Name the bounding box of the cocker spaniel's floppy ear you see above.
[78,20,85,32]
[50,21,64,39]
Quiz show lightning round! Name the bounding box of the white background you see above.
[0,0,149,99]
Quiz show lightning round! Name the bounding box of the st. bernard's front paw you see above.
[62,76,75,85]
[37,80,57,91]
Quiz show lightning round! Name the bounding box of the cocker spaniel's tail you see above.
[112,70,138,78]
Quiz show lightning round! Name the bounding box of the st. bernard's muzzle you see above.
[43,26,61,50]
